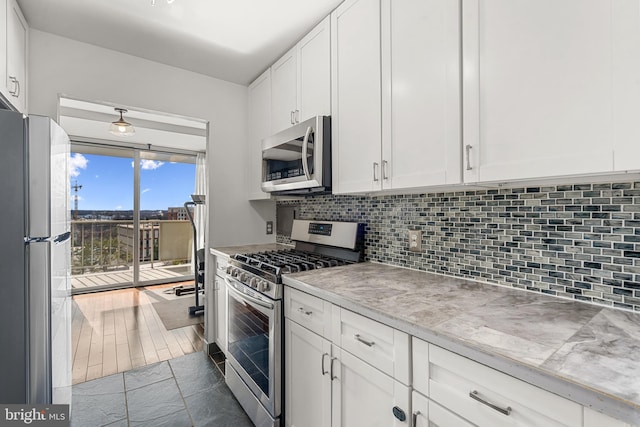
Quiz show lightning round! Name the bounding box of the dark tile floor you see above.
[71,351,253,427]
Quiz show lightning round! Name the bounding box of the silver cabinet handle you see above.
[412,411,421,426]
[9,76,18,97]
[301,126,312,180]
[354,334,375,347]
[330,357,338,380]
[321,353,329,376]
[290,111,295,125]
[469,390,512,416]
[382,160,389,180]
[373,162,379,181]
[295,109,300,123]
[465,144,473,171]
[297,306,312,316]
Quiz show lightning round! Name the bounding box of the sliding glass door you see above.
[138,152,196,286]
[70,145,196,294]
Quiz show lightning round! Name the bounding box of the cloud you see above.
[70,153,88,177]
[141,188,151,194]
[132,160,165,170]
[115,205,123,210]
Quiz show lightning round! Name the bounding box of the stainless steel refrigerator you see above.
[0,109,72,405]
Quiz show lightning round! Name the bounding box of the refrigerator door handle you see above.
[53,231,71,245]
[25,231,71,245]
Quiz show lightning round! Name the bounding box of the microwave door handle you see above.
[301,125,312,180]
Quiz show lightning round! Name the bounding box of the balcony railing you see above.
[71,220,193,290]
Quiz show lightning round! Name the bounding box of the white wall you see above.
[28,29,276,247]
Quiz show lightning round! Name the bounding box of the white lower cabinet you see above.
[427,343,582,427]
[208,250,228,354]
[285,319,331,427]
[583,408,634,427]
[286,302,638,427]
[331,346,410,427]
[412,390,474,427]
[284,288,411,427]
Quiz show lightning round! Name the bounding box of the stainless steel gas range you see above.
[223,219,365,427]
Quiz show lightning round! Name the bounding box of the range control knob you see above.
[258,281,270,292]
[249,277,258,288]
[238,272,246,282]
[231,268,240,278]
[226,265,233,275]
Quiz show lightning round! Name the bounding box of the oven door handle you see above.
[225,277,275,310]
[301,125,312,181]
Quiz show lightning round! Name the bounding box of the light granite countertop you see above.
[282,262,640,425]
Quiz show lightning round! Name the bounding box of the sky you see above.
[69,152,196,211]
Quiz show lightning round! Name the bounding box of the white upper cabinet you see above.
[297,16,331,124]
[5,0,27,113]
[271,16,331,134]
[331,0,383,194]
[271,47,298,134]
[332,0,461,194]
[247,69,272,200]
[462,0,640,183]
[381,0,461,189]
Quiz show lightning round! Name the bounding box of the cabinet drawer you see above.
[429,345,582,427]
[584,408,634,427]
[335,308,409,385]
[284,287,333,339]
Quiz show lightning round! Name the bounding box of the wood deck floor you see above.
[71,282,204,384]
[71,265,191,291]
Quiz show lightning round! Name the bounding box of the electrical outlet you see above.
[266,221,273,235]
[408,230,422,252]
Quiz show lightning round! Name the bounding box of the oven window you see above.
[228,296,270,396]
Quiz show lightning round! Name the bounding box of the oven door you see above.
[225,276,281,417]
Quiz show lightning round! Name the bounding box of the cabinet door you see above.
[412,391,474,427]
[298,16,331,124]
[381,0,461,190]
[285,319,331,427]
[331,346,410,427]
[6,0,27,113]
[215,276,227,353]
[271,46,298,134]
[247,69,272,200]
[463,0,640,183]
[331,0,382,194]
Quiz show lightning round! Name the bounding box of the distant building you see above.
[117,223,159,262]
[167,206,193,221]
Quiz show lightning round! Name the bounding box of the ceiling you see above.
[17,0,343,85]
[59,97,208,154]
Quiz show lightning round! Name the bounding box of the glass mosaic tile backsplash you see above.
[277,181,640,312]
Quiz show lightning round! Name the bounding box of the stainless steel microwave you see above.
[262,115,331,195]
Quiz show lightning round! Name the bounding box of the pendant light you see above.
[109,108,135,137]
